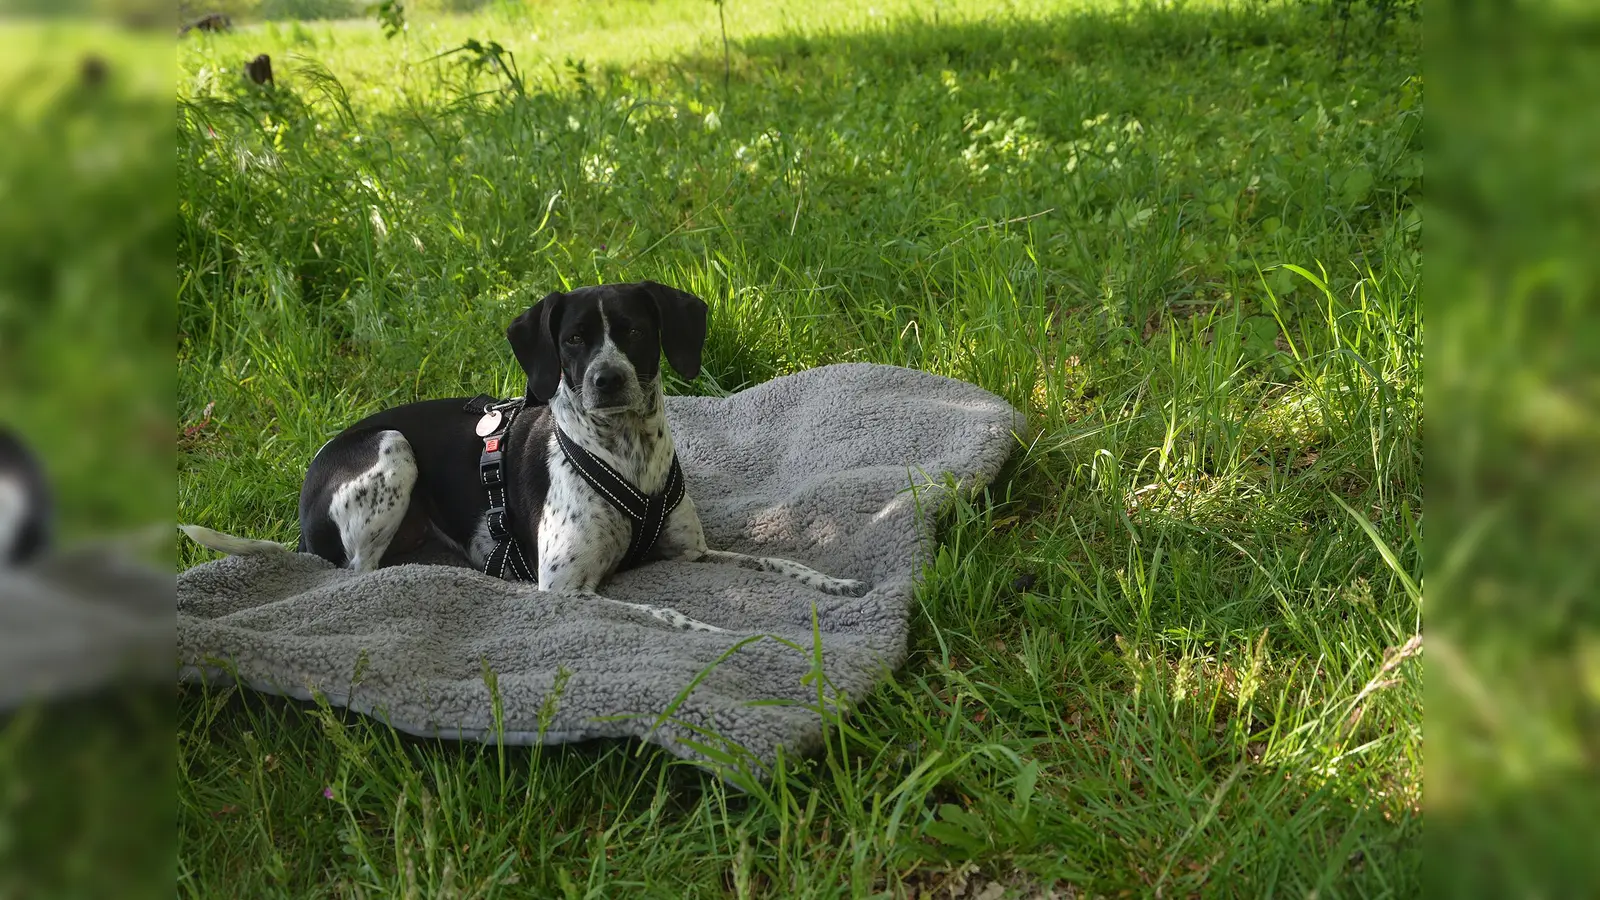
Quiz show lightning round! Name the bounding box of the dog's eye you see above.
[628,328,643,338]
[564,334,584,346]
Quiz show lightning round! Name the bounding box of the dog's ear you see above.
[639,281,708,380]
[506,291,565,401]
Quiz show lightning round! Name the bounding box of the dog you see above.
[0,428,51,568]
[177,13,232,37]
[245,54,274,87]
[182,281,867,630]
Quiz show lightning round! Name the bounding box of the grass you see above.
[176,0,1421,894]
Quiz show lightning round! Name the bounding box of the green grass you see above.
[177,0,1421,894]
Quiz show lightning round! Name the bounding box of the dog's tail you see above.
[179,524,288,557]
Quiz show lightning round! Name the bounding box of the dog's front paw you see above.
[822,577,870,598]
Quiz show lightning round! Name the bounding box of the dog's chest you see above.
[540,454,631,554]
[535,421,676,576]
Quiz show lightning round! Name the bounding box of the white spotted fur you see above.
[545,359,868,599]
[328,430,417,573]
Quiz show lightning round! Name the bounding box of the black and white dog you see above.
[182,282,865,628]
[0,428,51,567]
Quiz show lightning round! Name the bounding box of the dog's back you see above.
[294,398,557,569]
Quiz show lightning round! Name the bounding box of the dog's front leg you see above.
[537,508,726,633]
[535,514,614,595]
[657,496,870,598]
[539,560,726,633]
[699,549,870,597]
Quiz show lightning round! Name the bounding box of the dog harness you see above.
[465,395,536,582]
[553,426,686,571]
[465,394,687,581]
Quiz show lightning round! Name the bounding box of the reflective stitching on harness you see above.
[510,537,533,581]
[555,425,684,570]
[474,399,533,582]
[555,429,646,517]
[646,463,682,552]
[561,421,649,508]
[609,467,648,506]
[560,450,637,518]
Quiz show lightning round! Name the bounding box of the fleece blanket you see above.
[1,541,173,711]
[178,363,1023,771]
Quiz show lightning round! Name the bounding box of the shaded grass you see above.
[177,0,1421,895]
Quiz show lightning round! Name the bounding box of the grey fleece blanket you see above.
[2,541,173,711]
[178,363,1022,771]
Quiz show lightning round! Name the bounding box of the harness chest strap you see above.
[465,394,685,581]
[553,426,685,571]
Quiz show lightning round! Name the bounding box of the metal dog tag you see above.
[474,410,503,436]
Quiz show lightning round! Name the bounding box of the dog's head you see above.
[506,281,708,413]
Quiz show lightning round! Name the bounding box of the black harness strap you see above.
[467,395,535,582]
[554,426,685,571]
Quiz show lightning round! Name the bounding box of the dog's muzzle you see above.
[585,364,637,410]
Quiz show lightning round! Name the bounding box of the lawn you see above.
[176,0,1422,895]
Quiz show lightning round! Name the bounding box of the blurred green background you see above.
[1427,1,1600,895]
[0,20,172,900]
[0,23,171,541]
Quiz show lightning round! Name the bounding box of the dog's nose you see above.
[591,367,626,394]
